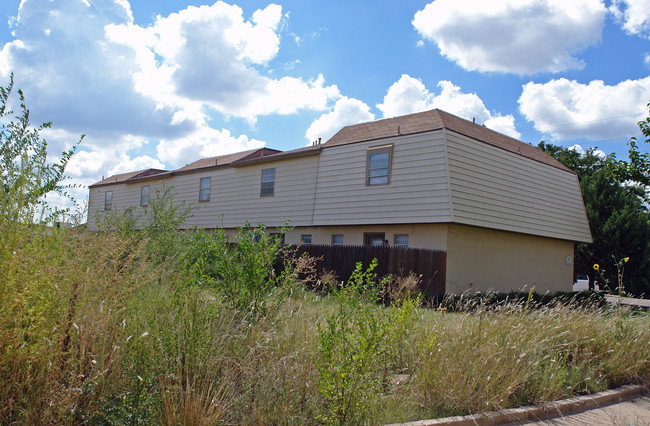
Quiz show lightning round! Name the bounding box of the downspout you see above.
[309,149,322,227]
[441,128,453,296]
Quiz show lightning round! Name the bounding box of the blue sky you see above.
[0,0,649,205]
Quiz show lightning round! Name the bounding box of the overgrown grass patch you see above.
[0,226,648,424]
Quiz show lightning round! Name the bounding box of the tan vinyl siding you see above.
[312,131,452,225]
[152,155,319,229]
[445,131,592,243]
[88,184,134,230]
[445,224,574,294]
[87,181,167,230]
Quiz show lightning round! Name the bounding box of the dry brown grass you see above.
[0,227,648,424]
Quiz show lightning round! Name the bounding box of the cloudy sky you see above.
[1,0,649,206]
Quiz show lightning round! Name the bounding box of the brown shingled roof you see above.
[324,109,572,173]
[233,145,322,166]
[90,169,170,187]
[175,148,278,172]
[90,148,286,187]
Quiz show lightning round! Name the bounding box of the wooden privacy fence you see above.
[290,244,447,298]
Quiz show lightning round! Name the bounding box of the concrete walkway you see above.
[605,295,650,309]
[387,384,648,426]
[514,395,650,425]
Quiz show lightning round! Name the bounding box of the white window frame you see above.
[140,185,149,207]
[394,234,409,247]
[199,177,211,202]
[366,145,393,186]
[261,168,275,196]
[104,190,113,210]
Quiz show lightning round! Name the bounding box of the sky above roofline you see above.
[0,0,648,210]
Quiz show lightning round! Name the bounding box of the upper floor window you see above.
[104,190,113,210]
[199,177,211,201]
[394,234,409,247]
[261,168,275,196]
[332,234,344,245]
[140,185,149,207]
[301,234,312,244]
[366,145,393,186]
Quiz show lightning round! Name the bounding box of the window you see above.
[199,177,211,201]
[364,232,385,246]
[301,234,312,244]
[261,168,275,196]
[104,190,113,210]
[394,234,409,247]
[140,185,149,206]
[270,233,285,245]
[366,145,393,186]
[332,234,344,245]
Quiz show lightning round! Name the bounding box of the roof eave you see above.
[233,147,322,167]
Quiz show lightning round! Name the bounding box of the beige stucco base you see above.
[224,222,574,295]
[283,223,448,250]
[445,224,574,295]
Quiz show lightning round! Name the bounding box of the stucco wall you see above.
[282,223,448,250]
[445,224,574,294]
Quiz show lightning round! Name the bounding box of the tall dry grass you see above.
[407,298,649,421]
[0,224,648,424]
[0,227,154,423]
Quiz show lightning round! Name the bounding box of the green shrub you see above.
[142,186,193,266]
[184,223,295,317]
[315,260,420,424]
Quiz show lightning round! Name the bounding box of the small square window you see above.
[301,234,312,244]
[394,234,409,247]
[261,168,275,196]
[270,232,285,245]
[366,145,393,186]
[140,185,149,206]
[332,234,344,245]
[104,190,113,210]
[199,177,211,201]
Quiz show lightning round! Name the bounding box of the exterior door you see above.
[364,233,386,246]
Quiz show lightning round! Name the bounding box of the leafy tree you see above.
[1,74,82,287]
[611,101,650,202]
[539,117,650,296]
[0,74,81,224]
[578,164,650,295]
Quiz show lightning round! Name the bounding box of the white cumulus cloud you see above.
[0,0,341,191]
[0,0,192,139]
[518,76,650,140]
[412,0,606,75]
[609,0,650,38]
[305,97,375,144]
[569,144,607,158]
[113,1,340,124]
[157,126,265,167]
[377,74,521,139]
